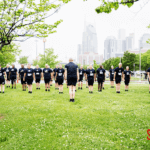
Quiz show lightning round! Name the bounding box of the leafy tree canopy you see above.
[94,0,139,14]
[0,43,21,67]
[0,0,71,51]
[18,56,28,65]
[33,48,60,68]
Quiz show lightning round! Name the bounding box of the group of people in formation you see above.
[0,58,150,101]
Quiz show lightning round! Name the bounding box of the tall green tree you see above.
[0,0,70,51]
[141,50,150,71]
[102,58,114,70]
[33,48,60,68]
[0,43,21,67]
[93,60,99,71]
[122,51,136,71]
[18,56,28,65]
[111,57,120,69]
[33,59,39,67]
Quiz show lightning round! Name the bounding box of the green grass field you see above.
[0,83,150,149]
[105,77,147,81]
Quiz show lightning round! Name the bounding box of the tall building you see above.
[77,21,101,65]
[126,35,134,50]
[104,36,117,60]
[139,33,150,49]
[82,24,98,54]
[104,29,150,61]
[104,29,127,61]
[118,29,126,40]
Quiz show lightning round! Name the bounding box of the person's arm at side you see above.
[96,70,98,81]
[4,70,6,79]
[51,72,54,80]
[122,72,124,81]
[94,72,96,81]
[23,73,26,81]
[42,69,44,80]
[114,72,116,81]
[123,71,125,81]
[19,72,20,80]
[65,68,67,80]
[104,71,105,81]
[33,72,35,81]
[51,72,53,80]
[41,72,43,80]
[55,72,57,81]
[77,68,79,82]
[16,72,19,80]
[9,71,11,79]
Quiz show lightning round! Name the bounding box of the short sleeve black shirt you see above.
[97,68,105,78]
[115,67,124,79]
[86,69,95,79]
[25,68,34,79]
[10,68,17,76]
[109,69,115,77]
[53,68,58,76]
[34,68,42,78]
[5,67,11,75]
[19,68,26,79]
[56,68,64,78]
[43,68,52,79]
[124,70,131,79]
[79,69,85,77]
[147,68,150,74]
[0,68,5,77]
[65,62,78,78]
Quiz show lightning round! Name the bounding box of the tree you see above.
[102,58,113,70]
[33,59,39,67]
[102,57,121,70]
[0,0,71,51]
[111,57,120,69]
[0,43,21,67]
[93,60,99,71]
[141,50,150,71]
[134,54,140,71]
[18,56,28,65]
[122,51,136,71]
[94,0,139,14]
[33,48,60,68]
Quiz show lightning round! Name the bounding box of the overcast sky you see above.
[16,0,150,62]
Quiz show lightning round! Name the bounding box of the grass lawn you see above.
[0,83,150,149]
[105,77,147,81]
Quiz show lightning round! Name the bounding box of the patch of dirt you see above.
[0,114,4,120]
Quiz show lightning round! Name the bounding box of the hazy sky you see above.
[16,0,150,62]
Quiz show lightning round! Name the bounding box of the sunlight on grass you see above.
[0,83,150,149]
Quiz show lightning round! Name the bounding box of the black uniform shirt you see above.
[34,68,42,78]
[19,68,26,79]
[86,69,95,79]
[65,62,78,78]
[124,70,131,79]
[114,67,124,79]
[25,68,34,79]
[43,68,52,79]
[56,68,64,78]
[97,68,105,79]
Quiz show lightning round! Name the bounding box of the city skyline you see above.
[77,20,103,65]
[16,0,150,63]
[104,29,150,61]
